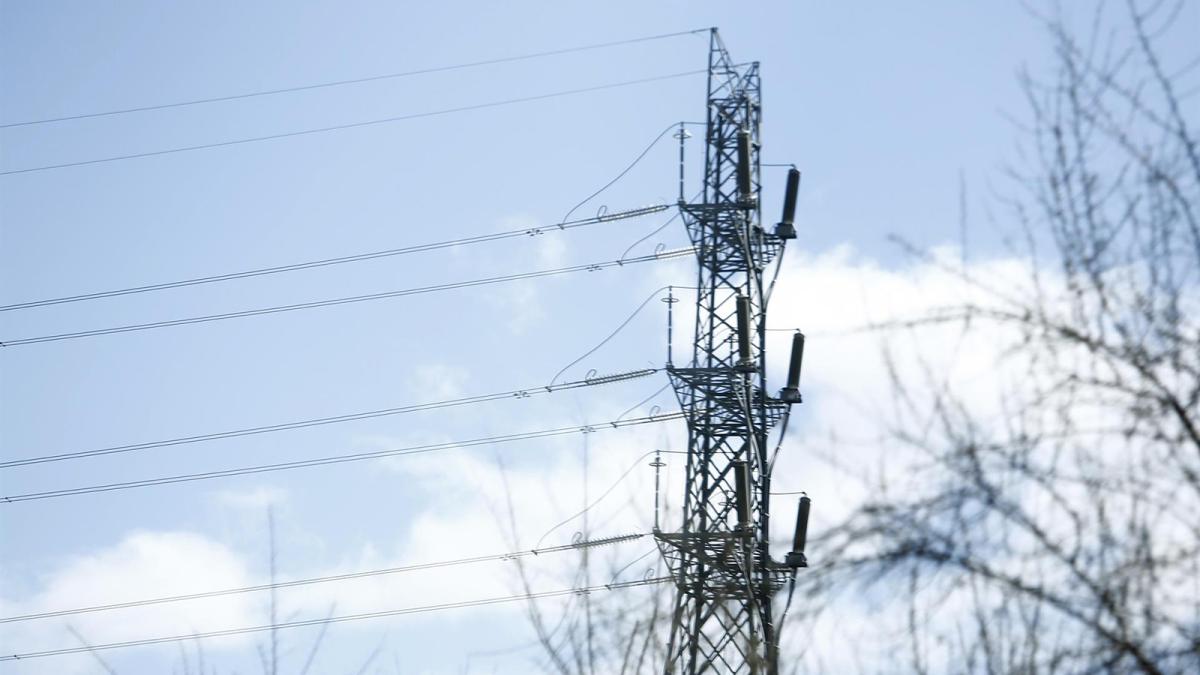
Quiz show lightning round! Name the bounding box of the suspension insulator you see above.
[779,331,805,402]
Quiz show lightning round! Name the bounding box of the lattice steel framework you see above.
[655,29,793,674]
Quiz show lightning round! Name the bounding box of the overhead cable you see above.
[534,449,686,549]
[0,70,707,176]
[0,247,696,347]
[616,188,702,262]
[557,122,701,224]
[0,576,672,661]
[0,204,668,313]
[0,533,646,624]
[1,412,685,503]
[0,29,707,129]
[548,284,695,386]
[0,368,658,469]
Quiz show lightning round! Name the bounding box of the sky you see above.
[2,1,1198,673]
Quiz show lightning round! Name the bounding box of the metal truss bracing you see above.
[656,29,791,674]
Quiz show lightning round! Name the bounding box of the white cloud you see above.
[0,531,258,673]
[761,245,1039,516]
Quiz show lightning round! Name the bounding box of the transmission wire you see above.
[533,449,686,549]
[547,284,697,386]
[0,247,695,347]
[1,412,684,503]
[0,533,646,624]
[0,70,707,176]
[617,187,703,262]
[614,383,672,422]
[0,204,667,312]
[1,29,707,129]
[0,577,672,662]
[557,122,699,224]
[0,368,659,469]
[619,211,682,261]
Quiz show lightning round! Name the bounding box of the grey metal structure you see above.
[655,29,803,674]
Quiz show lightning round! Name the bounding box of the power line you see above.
[0,204,668,313]
[0,532,646,624]
[0,247,695,347]
[0,368,658,469]
[619,210,683,261]
[557,123,700,224]
[616,381,674,422]
[548,284,700,386]
[534,449,687,549]
[616,189,702,262]
[0,29,707,129]
[0,70,707,177]
[1,412,684,503]
[0,577,671,662]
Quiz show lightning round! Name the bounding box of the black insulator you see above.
[793,495,810,552]
[785,495,811,568]
[736,129,753,202]
[780,168,800,225]
[780,331,805,402]
[775,168,800,239]
[733,461,750,527]
[736,295,753,370]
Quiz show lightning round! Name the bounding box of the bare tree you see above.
[796,2,1200,673]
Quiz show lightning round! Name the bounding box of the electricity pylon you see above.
[655,28,808,674]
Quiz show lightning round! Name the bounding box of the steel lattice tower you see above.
[655,29,802,674]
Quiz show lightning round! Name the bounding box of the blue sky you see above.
[3,1,1198,673]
